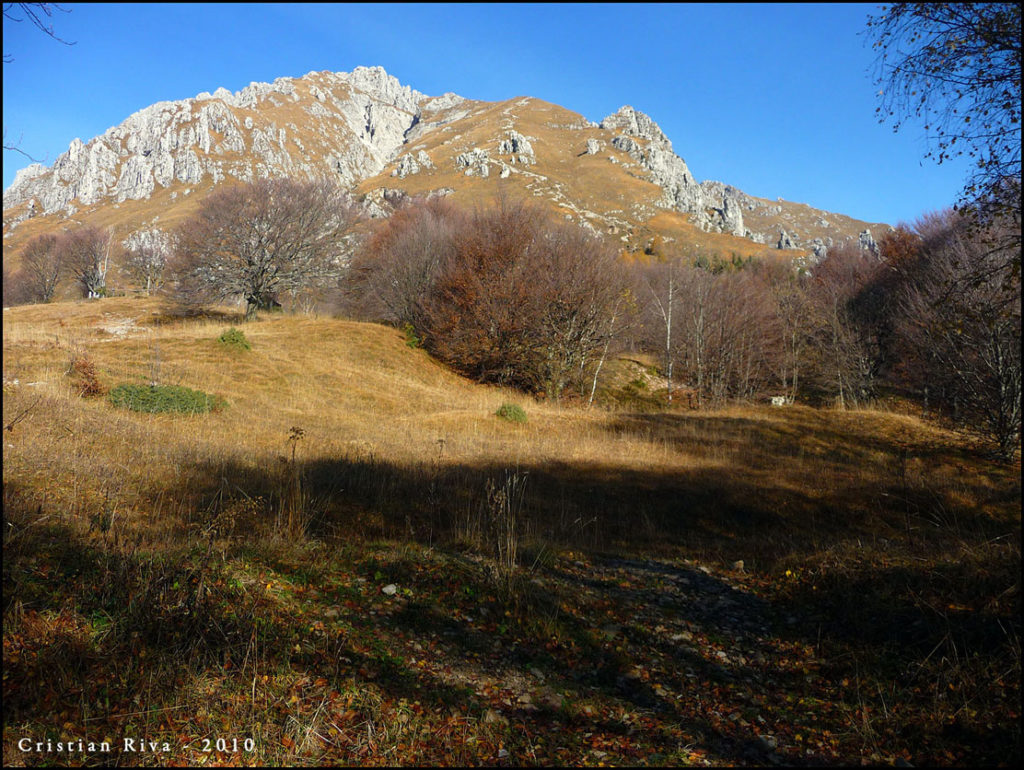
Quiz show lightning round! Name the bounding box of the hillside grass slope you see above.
[3,297,1020,766]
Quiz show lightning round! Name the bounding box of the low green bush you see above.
[217,327,251,350]
[108,383,227,414]
[401,322,421,349]
[495,403,527,424]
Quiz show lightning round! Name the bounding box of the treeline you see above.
[5,177,1020,456]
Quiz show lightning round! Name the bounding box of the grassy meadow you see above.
[2,296,1020,766]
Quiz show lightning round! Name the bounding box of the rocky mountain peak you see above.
[600,105,672,150]
[2,66,436,216]
[341,66,425,114]
[3,67,888,261]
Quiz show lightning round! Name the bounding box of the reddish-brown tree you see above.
[347,196,464,332]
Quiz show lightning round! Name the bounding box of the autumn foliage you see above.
[353,195,629,398]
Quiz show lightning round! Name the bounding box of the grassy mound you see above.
[495,402,527,423]
[217,327,252,350]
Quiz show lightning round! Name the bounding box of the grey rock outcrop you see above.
[455,148,490,177]
[777,230,798,250]
[585,138,603,155]
[601,106,708,229]
[858,229,879,255]
[391,150,434,179]
[497,130,535,165]
[610,135,639,156]
[122,226,172,254]
[699,181,747,238]
[600,105,671,146]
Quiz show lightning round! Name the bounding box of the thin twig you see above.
[4,396,42,432]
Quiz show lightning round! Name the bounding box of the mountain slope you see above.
[2,66,889,268]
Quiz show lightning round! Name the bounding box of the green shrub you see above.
[217,327,251,350]
[401,322,422,349]
[108,383,227,414]
[495,403,527,424]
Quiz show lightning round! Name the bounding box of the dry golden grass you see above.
[3,295,1019,767]
[4,295,1016,555]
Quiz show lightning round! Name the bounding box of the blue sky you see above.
[3,2,976,225]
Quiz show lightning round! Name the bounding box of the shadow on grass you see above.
[3,406,1019,765]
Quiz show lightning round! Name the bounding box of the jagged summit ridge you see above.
[2,66,448,215]
[3,67,886,256]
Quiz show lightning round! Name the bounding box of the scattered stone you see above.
[540,688,564,709]
[483,709,509,726]
[601,624,622,640]
[732,560,745,572]
[381,584,397,596]
[757,735,778,752]
[391,153,421,178]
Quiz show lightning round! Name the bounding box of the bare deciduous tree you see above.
[639,255,682,404]
[350,194,632,400]
[169,178,361,320]
[894,209,1020,457]
[705,268,775,403]
[19,231,63,302]
[804,243,887,407]
[3,264,34,306]
[422,196,545,389]
[753,259,813,401]
[121,228,172,296]
[866,4,1021,216]
[676,262,716,407]
[58,225,109,298]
